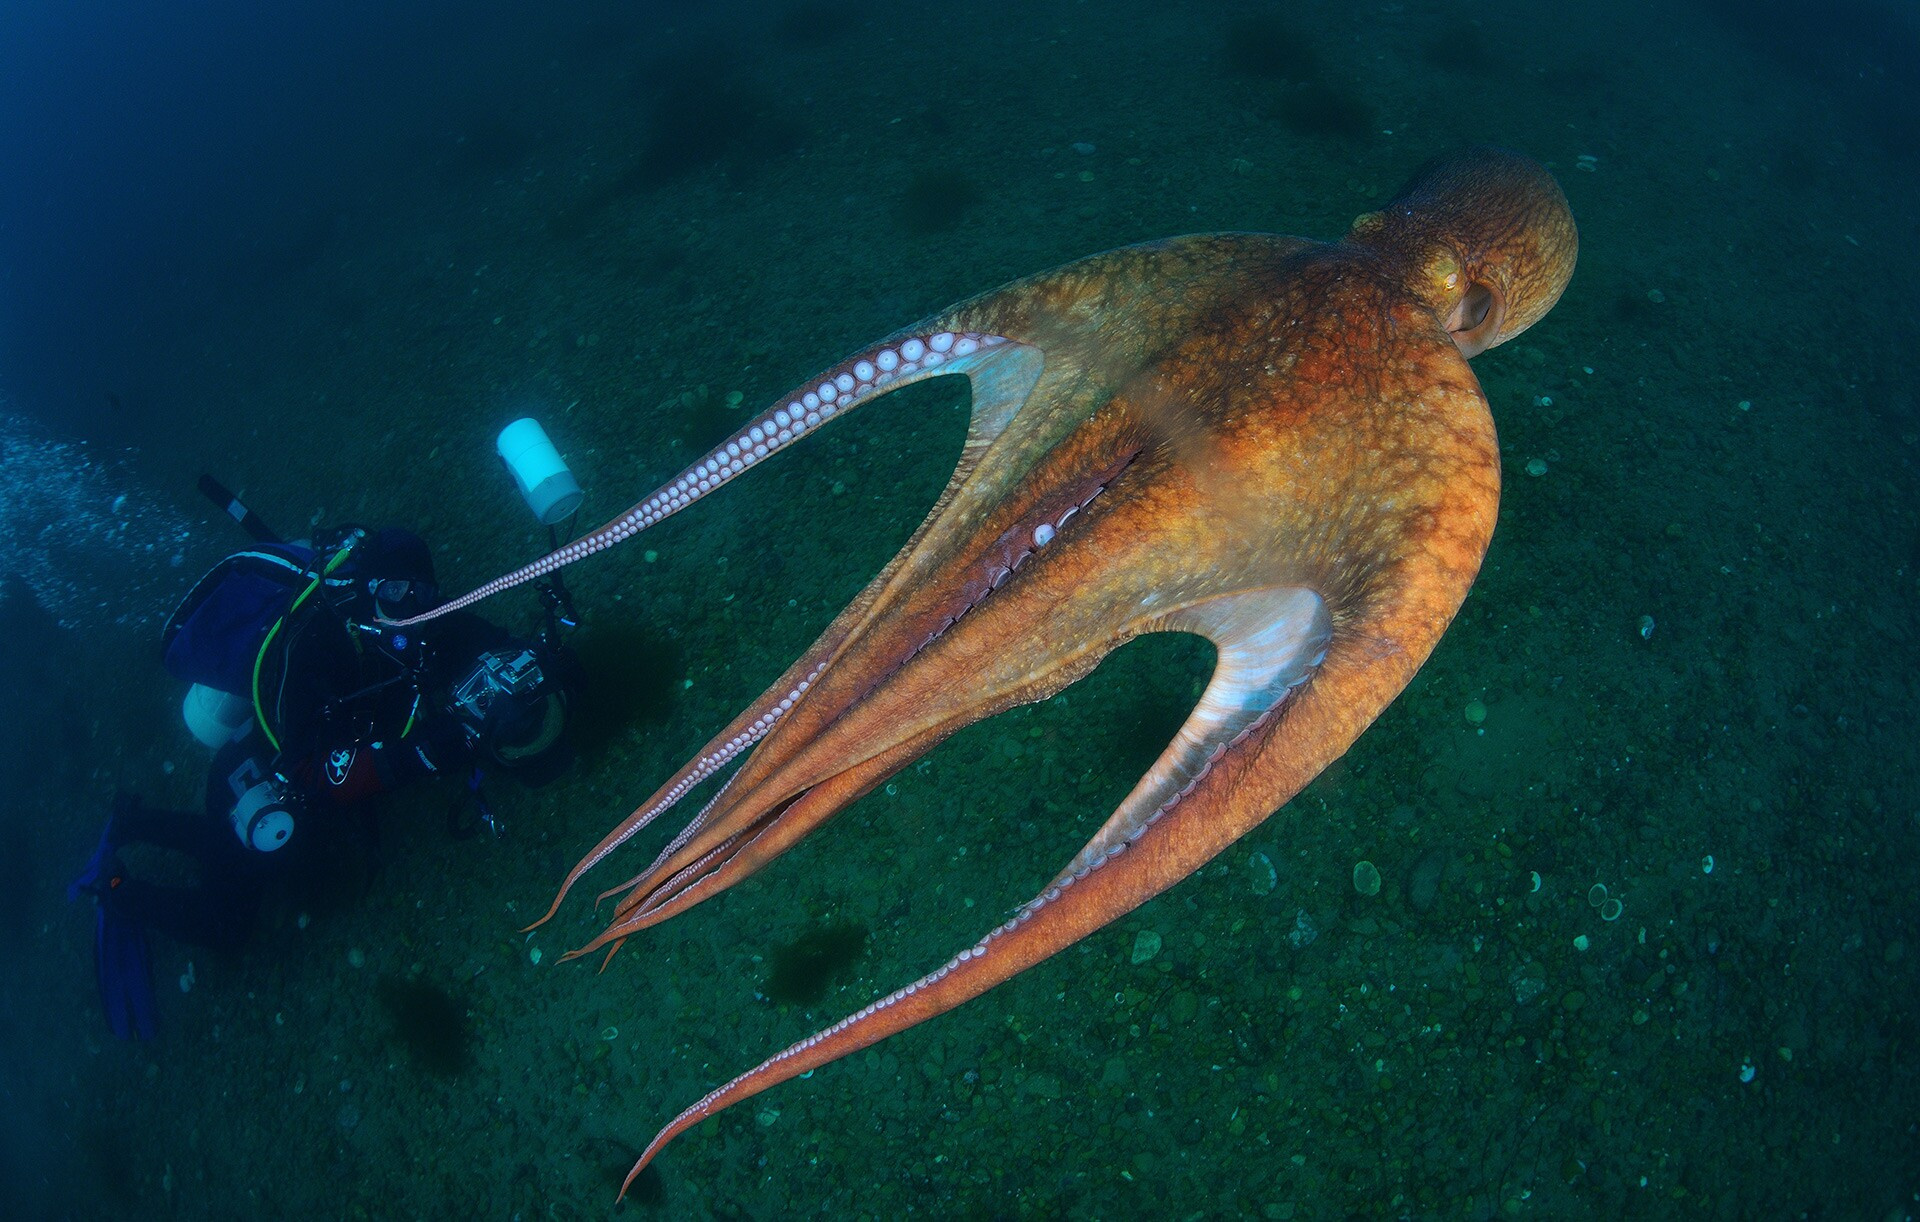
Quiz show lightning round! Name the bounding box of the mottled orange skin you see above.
[551,148,1576,1195]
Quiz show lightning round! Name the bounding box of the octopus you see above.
[394,145,1577,1195]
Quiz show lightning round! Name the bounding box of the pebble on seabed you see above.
[1130,929,1162,965]
[1352,860,1383,897]
[1248,851,1278,896]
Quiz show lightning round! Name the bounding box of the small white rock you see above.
[1248,851,1277,896]
[1130,929,1163,965]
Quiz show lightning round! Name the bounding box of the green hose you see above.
[250,536,360,753]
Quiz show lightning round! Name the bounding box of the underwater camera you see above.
[448,644,572,774]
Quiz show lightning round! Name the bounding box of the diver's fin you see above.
[94,902,158,1041]
[72,809,159,1041]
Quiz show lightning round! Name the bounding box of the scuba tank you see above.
[182,682,250,749]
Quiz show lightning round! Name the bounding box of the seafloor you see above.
[3,0,1917,1218]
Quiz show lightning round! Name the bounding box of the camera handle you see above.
[446,767,502,840]
[532,522,580,650]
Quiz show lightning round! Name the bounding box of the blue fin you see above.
[94,902,158,1041]
[72,812,158,1040]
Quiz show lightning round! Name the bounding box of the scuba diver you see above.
[71,421,587,1040]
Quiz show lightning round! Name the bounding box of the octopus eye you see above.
[1426,252,1464,300]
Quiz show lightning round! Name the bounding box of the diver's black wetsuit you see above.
[102,742,277,954]
[106,526,575,953]
[105,611,544,952]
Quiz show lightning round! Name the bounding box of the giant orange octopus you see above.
[395,145,1577,1195]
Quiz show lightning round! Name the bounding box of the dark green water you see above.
[2,1,1916,1218]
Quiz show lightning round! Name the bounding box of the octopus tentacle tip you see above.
[519,895,568,935]
[616,1158,650,1204]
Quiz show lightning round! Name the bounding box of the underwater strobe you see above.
[497,418,583,525]
[226,761,296,852]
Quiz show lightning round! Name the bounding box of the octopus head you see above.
[1347,146,1579,358]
